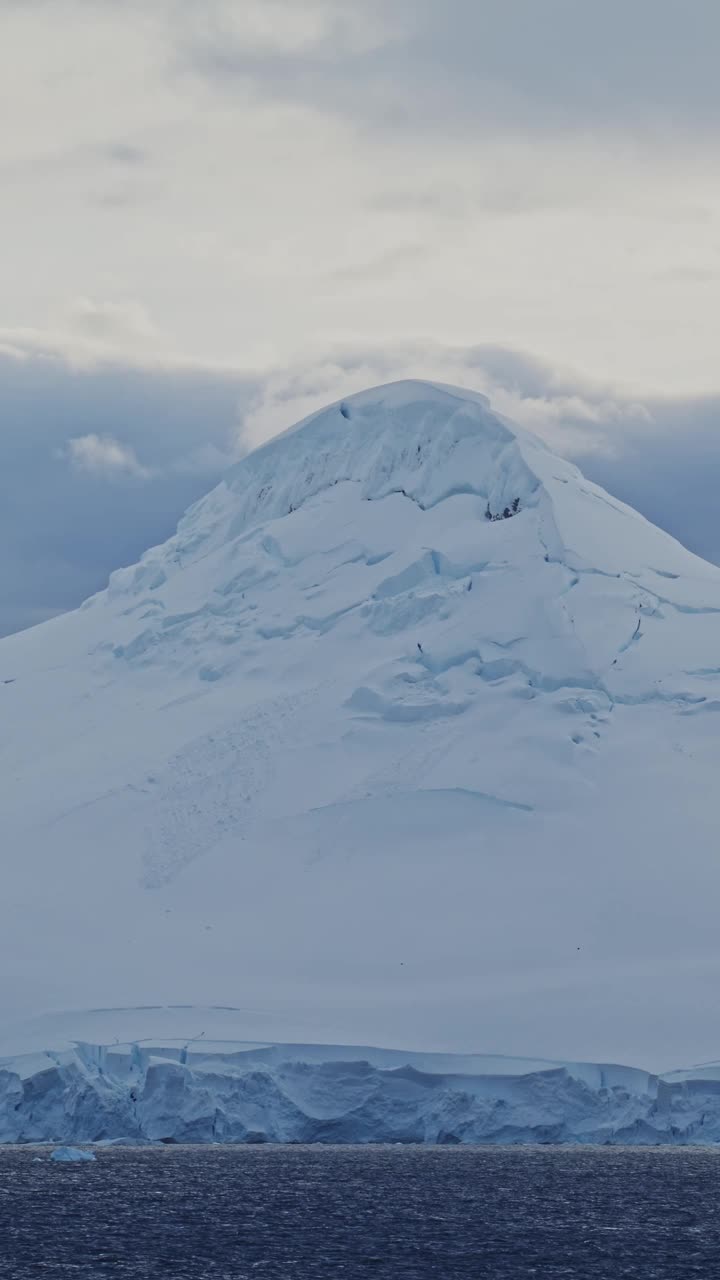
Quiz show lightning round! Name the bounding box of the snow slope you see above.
[2,379,720,1093]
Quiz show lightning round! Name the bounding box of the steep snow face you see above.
[2,380,720,1070]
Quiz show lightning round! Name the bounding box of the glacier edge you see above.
[2,1038,720,1147]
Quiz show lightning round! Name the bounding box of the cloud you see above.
[97,142,148,167]
[65,433,150,478]
[0,319,236,371]
[180,0,720,140]
[1,0,720,396]
[179,0,397,62]
[328,243,428,283]
[66,297,161,346]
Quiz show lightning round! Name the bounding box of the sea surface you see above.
[0,1144,718,1278]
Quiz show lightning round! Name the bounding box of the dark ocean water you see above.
[1,1144,719,1279]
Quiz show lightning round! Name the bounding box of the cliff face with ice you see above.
[1,1014,719,1147]
[2,380,720,1097]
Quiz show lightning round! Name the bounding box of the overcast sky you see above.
[2,0,720,635]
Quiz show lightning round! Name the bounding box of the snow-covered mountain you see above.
[3,379,720,1138]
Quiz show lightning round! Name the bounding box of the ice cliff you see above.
[3,1025,720,1147]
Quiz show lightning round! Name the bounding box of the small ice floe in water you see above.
[50,1147,96,1163]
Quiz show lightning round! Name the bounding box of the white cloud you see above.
[182,0,397,59]
[65,433,150,478]
[66,297,161,345]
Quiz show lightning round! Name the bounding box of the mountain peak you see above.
[218,377,544,536]
[102,377,718,651]
[105,379,559,610]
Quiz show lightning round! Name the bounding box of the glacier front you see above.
[1,1008,719,1147]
